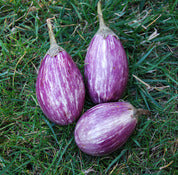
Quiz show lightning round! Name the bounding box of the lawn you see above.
[0,0,177,174]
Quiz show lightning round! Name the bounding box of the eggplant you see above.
[36,18,85,125]
[74,102,149,156]
[84,1,128,103]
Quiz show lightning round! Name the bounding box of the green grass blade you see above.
[105,149,127,174]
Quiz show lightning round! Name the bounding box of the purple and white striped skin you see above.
[74,102,137,156]
[36,18,85,125]
[84,34,128,103]
[36,51,85,125]
[84,1,128,104]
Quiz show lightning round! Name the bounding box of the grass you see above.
[0,0,177,174]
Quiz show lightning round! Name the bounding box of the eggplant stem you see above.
[46,18,57,47]
[135,108,151,116]
[97,0,106,29]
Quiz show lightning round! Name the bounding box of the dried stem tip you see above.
[135,108,151,117]
[97,0,106,29]
[46,18,64,57]
[46,18,57,47]
[96,1,116,38]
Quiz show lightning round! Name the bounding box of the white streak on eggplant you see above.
[79,112,133,144]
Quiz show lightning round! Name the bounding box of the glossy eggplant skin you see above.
[74,102,137,156]
[36,50,85,125]
[84,34,128,104]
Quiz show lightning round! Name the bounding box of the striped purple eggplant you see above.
[36,18,85,125]
[74,102,150,156]
[84,1,128,104]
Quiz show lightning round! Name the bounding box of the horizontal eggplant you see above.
[74,102,150,156]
